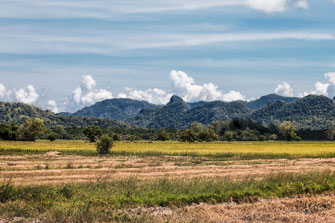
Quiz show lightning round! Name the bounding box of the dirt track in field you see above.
[2,153,335,185]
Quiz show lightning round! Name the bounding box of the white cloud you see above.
[325,72,335,98]
[14,85,39,104]
[246,0,309,13]
[0,0,309,20]
[47,100,59,113]
[116,70,245,104]
[170,70,245,102]
[299,82,329,97]
[118,88,173,104]
[295,0,308,9]
[72,75,113,105]
[246,0,289,13]
[274,82,293,97]
[0,84,7,98]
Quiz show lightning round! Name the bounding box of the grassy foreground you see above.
[1,171,335,222]
[1,140,335,159]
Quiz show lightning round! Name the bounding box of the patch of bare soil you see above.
[1,154,335,185]
[151,193,335,223]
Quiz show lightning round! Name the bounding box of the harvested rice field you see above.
[2,140,335,222]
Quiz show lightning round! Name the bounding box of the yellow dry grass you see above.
[1,140,335,156]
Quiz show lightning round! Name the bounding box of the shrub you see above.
[96,134,114,155]
[269,134,278,140]
[258,135,267,141]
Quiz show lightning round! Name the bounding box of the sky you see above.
[0,0,335,113]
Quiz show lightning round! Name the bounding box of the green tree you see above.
[16,118,45,141]
[224,131,234,141]
[96,134,114,155]
[325,129,335,141]
[157,130,170,141]
[47,132,59,142]
[279,121,299,141]
[0,123,18,140]
[179,129,198,143]
[197,130,218,142]
[238,128,259,141]
[83,125,103,142]
[190,122,205,134]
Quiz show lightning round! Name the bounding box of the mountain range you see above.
[0,101,130,129]
[1,93,334,130]
[63,94,334,130]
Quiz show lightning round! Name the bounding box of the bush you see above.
[269,134,278,140]
[258,135,267,141]
[96,134,114,155]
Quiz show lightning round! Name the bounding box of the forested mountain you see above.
[244,94,298,110]
[128,95,252,129]
[128,94,335,129]
[248,95,335,129]
[0,102,130,129]
[71,98,162,121]
[1,94,334,130]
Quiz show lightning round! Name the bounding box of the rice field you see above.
[1,140,335,158]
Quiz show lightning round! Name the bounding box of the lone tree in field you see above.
[96,134,114,155]
[279,121,299,141]
[16,118,46,141]
[83,125,103,142]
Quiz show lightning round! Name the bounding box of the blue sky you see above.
[0,0,335,112]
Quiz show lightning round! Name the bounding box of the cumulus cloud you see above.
[299,82,329,97]
[246,0,308,13]
[0,84,7,98]
[14,85,39,104]
[118,88,173,104]
[47,100,59,113]
[72,75,113,105]
[325,72,335,98]
[170,70,245,102]
[295,0,308,9]
[274,82,294,97]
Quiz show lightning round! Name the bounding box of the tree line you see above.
[0,117,333,143]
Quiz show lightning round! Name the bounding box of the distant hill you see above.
[0,101,130,129]
[244,94,298,110]
[2,93,333,130]
[128,95,252,129]
[248,95,335,129]
[70,98,162,121]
